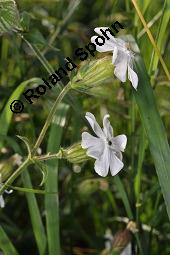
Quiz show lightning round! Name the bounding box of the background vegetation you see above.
[0,0,170,254]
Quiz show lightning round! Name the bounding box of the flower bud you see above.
[60,143,90,164]
[70,56,113,91]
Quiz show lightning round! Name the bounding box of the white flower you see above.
[91,27,138,89]
[81,112,127,177]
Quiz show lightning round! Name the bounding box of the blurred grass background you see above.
[0,0,170,254]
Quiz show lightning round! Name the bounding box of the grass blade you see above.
[22,171,47,255]
[45,103,69,255]
[0,78,42,138]
[0,226,19,255]
[150,0,170,72]
[131,0,170,80]
[133,40,170,219]
[114,176,133,219]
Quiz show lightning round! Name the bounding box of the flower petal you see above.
[114,52,128,82]
[110,151,124,176]
[81,132,104,159]
[94,145,110,177]
[94,27,117,44]
[128,64,138,89]
[112,46,118,64]
[85,112,105,138]
[115,151,123,161]
[91,36,114,52]
[115,37,127,48]
[103,114,113,140]
[112,135,127,152]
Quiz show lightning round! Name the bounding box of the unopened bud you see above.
[70,57,113,91]
[61,143,90,164]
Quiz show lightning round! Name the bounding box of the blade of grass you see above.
[0,95,46,255]
[137,9,163,39]
[134,126,147,224]
[131,0,170,80]
[0,78,42,139]
[22,171,47,255]
[0,226,19,255]
[150,0,170,72]
[114,176,133,219]
[132,38,170,219]
[45,103,69,255]
[43,0,81,54]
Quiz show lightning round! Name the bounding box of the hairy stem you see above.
[0,157,31,194]
[33,151,62,162]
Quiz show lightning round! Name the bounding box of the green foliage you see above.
[0,227,19,255]
[0,0,170,255]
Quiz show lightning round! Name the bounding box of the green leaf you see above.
[151,0,170,72]
[45,102,69,255]
[0,78,42,143]
[114,176,133,219]
[16,135,32,157]
[22,171,47,255]
[133,39,170,219]
[0,0,22,35]
[24,29,48,47]
[0,226,19,255]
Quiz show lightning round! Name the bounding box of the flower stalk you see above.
[0,83,71,196]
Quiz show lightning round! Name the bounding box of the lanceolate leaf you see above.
[45,103,69,255]
[133,41,170,219]
[0,226,19,255]
[0,78,42,139]
[22,171,47,255]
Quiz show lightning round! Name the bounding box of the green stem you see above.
[0,84,71,195]
[0,157,31,194]
[21,35,54,74]
[33,151,62,161]
[32,83,71,154]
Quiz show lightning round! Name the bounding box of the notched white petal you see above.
[128,65,138,89]
[94,27,117,45]
[114,53,128,82]
[110,152,124,176]
[85,112,104,138]
[112,135,127,152]
[103,114,113,140]
[112,46,118,64]
[94,146,110,177]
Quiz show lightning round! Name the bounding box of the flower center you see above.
[108,141,112,146]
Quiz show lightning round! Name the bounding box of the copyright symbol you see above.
[10,100,24,113]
